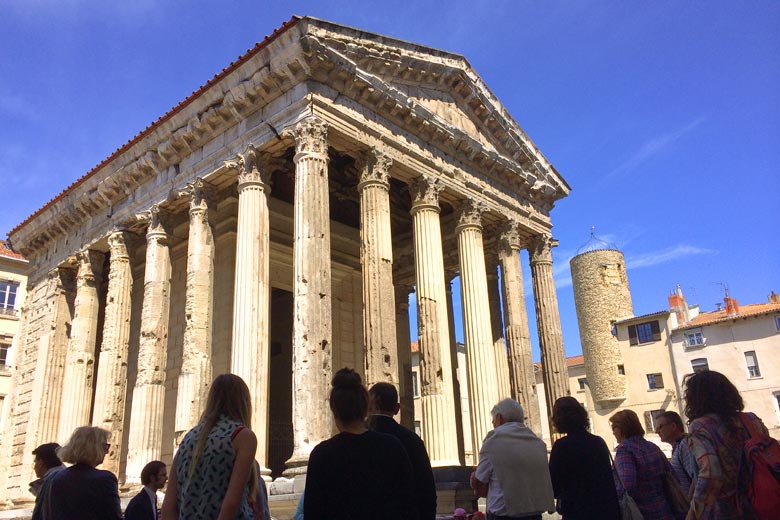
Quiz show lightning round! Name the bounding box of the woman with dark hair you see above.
[684,370,769,519]
[548,397,619,519]
[610,409,677,520]
[304,367,414,520]
[161,374,259,520]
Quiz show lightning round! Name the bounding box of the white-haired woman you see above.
[44,426,122,520]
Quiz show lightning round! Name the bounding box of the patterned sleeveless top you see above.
[175,415,253,519]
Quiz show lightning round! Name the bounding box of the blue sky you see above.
[1,1,778,361]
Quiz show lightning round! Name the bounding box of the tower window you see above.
[617,364,625,375]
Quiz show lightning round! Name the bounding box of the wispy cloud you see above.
[604,117,706,181]
[626,244,716,269]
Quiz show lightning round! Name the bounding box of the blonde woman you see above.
[45,426,122,520]
[162,374,259,520]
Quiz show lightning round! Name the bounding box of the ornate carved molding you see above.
[357,147,392,191]
[409,175,443,213]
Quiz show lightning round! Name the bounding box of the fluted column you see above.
[126,205,172,483]
[58,249,105,442]
[358,148,398,387]
[445,269,468,465]
[394,282,414,430]
[410,175,459,466]
[498,223,541,435]
[229,145,272,479]
[456,200,498,459]
[528,233,569,435]
[92,231,134,475]
[174,179,216,446]
[486,253,511,400]
[285,116,332,475]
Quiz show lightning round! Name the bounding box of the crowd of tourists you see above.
[26,368,776,520]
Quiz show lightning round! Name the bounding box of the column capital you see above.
[455,199,486,233]
[146,204,170,241]
[357,147,392,191]
[498,220,522,254]
[226,144,274,192]
[409,175,443,214]
[528,233,558,265]
[291,116,328,159]
[183,177,216,215]
[75,249,104,285]
[107,230,130,261]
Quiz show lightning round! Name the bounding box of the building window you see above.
[577,377,587,391]
[647,373,665,390]
[644,409,666,432]
[691,358,709,373]
[610,321,617,336]
[0,281,19,313]
[773,392,780,424]
[411,372,420,398]
[745,351,761,378]
[775,316,780,332]
[0,343,9,367]
[628,320,661,345]
[414,421,422,436]
[617,364,625,375]
[686,331,704,347]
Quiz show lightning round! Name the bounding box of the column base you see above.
[282,449,311,477]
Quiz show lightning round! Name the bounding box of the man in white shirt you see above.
[470,399,554,520]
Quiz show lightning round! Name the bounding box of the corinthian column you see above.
[229,145,272,478]
[92,231,134,475]
[174,179,216,446]
[358,147,398,387]
[394,282,414,430]
[498,223,541,435]
[409,176,459,466]
[285,116,332,475]
[528,233,569,434]
[58,249,105,443]
[456,200,498,458]
[126,205,172,483]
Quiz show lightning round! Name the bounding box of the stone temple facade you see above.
[0,16,570,503]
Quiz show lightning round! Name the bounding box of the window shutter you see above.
[628,325,638,345]
[651,320,661,341]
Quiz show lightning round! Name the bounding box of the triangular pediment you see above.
[300,18,570,197]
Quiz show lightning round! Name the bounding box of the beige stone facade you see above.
[0,17,572,506]
[0,242,28,433]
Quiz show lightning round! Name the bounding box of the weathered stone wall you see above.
[570,249,632,405]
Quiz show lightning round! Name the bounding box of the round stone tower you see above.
[570,232,633,405]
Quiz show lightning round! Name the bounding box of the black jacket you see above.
[46,463,123,520]
[371,415,437,520]
[548,429,620,520]
[124,488,156,520]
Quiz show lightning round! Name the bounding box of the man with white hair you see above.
[469,398,554,520]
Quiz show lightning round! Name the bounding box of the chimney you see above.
[725,295,739,317]
[769,291,780,304]
[668,284,690,323]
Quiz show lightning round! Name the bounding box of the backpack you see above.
[739,412,780,520]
